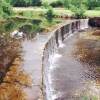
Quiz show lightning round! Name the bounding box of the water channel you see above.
[0,19,100,100]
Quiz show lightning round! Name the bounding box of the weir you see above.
[42,19,89,100]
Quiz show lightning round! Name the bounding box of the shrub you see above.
[0,1,13,19]
[45,7,54,22]
[42,1,49,9]
[70,4,86,19]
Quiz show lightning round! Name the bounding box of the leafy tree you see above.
[62,0,87,18]
[10,0,41,7]
[42,1,49,9]
[45,7,54,23]
[0,0,13,19]
[10,0,32,7]
[32,0,41,6]
[63,0,71,9]
[87,0,100,10]
[50,0,63,7]
[70,4,86,18]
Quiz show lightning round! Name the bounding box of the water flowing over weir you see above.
[42,19,89,100]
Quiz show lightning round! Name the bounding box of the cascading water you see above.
[43,19,89,100]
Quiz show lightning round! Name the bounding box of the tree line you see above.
[62,0,100,10]
[4,0,100,10]
[6,0,41,7]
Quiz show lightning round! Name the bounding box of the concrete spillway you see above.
[42,19,100,100]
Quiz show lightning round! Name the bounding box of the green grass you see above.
[13,7,100,19]
[13,7,73,18]
[84,10,100,17]
[53,8,73,16]
[42,0,58,4]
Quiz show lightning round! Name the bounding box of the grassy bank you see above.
[13,7,73,18]
[85,10,100,17]
[13,7,100,18]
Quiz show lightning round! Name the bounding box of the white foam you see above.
[49,53,62,65]
[51,94,58,100]
[59,40,65,48]
[52,53,62,64]
[49,65,56,70]
[51,92,63,100]
[48,72,52,84]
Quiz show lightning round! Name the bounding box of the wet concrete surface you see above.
[0,34,49,100]
[21,35,48,100]
[48,30,100,100]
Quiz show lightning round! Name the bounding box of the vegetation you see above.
[9,0,42,7]
[85,10,100,17]
[50,0,63,7]
[42,0,100,18]
[45,7,54,23]
[0,0,100,19]
[0,0,13,19]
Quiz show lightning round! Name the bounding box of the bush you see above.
[0,1,13,19]
[70,4,86,19]
[32,0,42,6]
[42,1,49,9]
[50,0,63,7]
[45,7,54,22]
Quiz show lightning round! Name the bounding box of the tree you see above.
[63,0,70,9]
[32,0,41,6]
[45,7,54,23]
[10,0,42,7]
[10,0,32,7]
[70,4,86,18]
[87,0,100,10]
[0,0,13,19]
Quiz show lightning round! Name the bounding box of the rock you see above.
[88,17,100,27]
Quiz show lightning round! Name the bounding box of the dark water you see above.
[47,30,100,100]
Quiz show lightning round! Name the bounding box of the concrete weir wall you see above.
[42,19,89,100]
